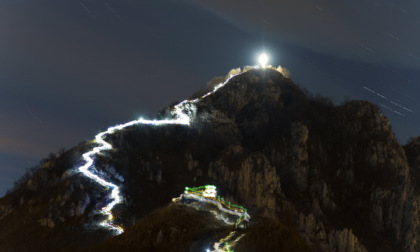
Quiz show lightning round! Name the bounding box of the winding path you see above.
[75,68,251,233]
[172,186,250,251]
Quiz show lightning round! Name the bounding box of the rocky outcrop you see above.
[0,204,13,220]
[1,67,420,251]
[298,213,368,252]
[207,152,282,217]
[38,215,55,228]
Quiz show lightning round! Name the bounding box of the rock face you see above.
[0,68,419,251]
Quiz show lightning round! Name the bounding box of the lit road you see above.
[74,68,252,233]
[75,62,272,244]
[172,185,250,252]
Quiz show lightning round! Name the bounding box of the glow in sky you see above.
[258,53,269,67]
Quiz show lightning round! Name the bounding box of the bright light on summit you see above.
[258,53,269,67]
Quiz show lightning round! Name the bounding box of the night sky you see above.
[1,0,420,196]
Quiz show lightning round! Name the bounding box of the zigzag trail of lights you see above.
[173,194,250,224]
[212,231,245,252]
[172,186,250,252]
[75,66,268,234]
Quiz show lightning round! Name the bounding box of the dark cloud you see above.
[183,0,420,69]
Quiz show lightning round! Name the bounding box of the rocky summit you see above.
[0,67,419,251]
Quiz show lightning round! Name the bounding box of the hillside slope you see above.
[1,67,419,251]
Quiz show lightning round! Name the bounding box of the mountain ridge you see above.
[1,67,419,251]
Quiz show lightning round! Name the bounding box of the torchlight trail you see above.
[212,231,245,252]
[172,185,249,252]
[172,186,250,225]
[75,70,250,234]
[76,58,272,235]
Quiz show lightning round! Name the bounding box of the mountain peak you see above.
[1,67,420,251]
